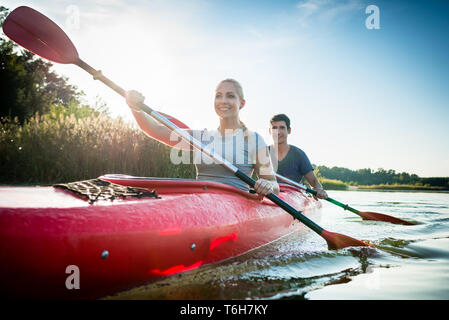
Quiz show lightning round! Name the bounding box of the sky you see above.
[2,0,449,177]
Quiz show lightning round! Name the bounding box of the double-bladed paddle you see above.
[276,174,417,225]
[2,6,370,250]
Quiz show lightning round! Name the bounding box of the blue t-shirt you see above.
[268,145,314,183]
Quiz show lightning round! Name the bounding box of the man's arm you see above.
[304,171,328,199]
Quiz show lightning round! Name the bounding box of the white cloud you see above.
[295,0,363,28]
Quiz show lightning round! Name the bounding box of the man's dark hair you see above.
[270,114,291,130]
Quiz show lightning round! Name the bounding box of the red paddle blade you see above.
[158,112,190,130]
[2,6,79,64]
[358,211,417,225]
[321,230,371,250]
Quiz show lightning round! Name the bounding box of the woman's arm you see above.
[254,147,280,195]
[126,90,193,150]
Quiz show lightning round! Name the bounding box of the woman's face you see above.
[214,82,245,120]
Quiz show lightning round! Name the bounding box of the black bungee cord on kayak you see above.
[54,179,161,204]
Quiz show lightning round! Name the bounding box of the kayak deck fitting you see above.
[0,175,322,299]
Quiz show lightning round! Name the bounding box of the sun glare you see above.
[55,11,216,129]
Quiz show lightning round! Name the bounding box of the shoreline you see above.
[324,186,449,193]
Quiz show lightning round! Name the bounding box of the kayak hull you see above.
[0,175,321,299]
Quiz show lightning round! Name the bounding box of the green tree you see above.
[1,6,83,123]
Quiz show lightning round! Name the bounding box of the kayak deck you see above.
[0,175,321,299]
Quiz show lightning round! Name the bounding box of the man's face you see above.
[270,120,291,145]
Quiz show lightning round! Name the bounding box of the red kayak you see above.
[0,175,321,299]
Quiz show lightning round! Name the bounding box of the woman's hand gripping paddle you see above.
[2,6,371,250]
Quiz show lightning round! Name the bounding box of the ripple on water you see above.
[305,237,449,300]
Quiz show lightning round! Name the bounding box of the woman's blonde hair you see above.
[216,78,248,136]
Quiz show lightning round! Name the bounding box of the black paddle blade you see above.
[2,6,79,64]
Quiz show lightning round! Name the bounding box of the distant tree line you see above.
[314,165,449,188]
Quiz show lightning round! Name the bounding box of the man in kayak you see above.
[268,114,328,199]
[126,79,279,196]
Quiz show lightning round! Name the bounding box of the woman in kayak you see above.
[126,78,279,196]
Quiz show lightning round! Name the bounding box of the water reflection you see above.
[105,191,449,300]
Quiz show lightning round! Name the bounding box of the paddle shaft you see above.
[276,174,360,214]
[76,59,126,98]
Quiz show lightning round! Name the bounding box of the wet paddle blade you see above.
[318,193,417,226]
[321,230,371,250]
[2,6,79,64]
[358,211,417,225]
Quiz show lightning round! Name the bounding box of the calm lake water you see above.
[107,190,449,300]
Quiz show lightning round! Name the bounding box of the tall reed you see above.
[0,113,195,185]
